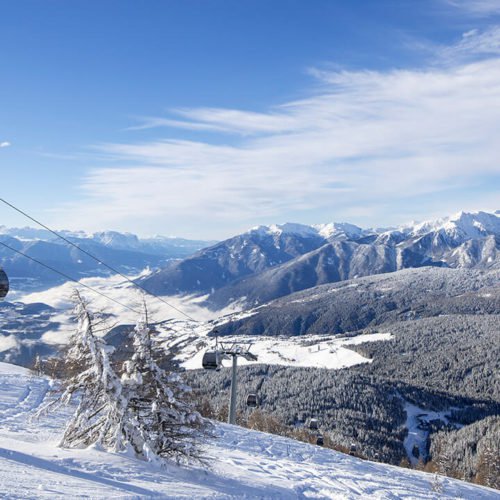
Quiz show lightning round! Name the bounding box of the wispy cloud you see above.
[446,0,500,16]
[0,141,11,148]
[58,32,500,238]
[439,26,500,61]
[128,109,300,135]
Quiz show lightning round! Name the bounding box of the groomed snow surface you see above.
[0,363,498,499]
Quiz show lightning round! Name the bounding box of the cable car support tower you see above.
[202,331,258,425]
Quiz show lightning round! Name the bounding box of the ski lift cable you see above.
[0,239,142,315]
[0,198,197,322]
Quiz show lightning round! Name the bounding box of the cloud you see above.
[446,0,500,16]
[127,108,300,135]
[439,26,500,62]
[58,43,500,238]
[0,141,11,148]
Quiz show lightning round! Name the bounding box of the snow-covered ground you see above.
[178,332,392,370]
[4,274,395,371]
[402,401,462,467]
[0,362,498,499]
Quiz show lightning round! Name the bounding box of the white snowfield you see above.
[179,332,393,371]
[0,363,498,499]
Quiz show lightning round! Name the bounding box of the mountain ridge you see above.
[0,227,214,292]
[140,210,500,309]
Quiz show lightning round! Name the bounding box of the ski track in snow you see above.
[0,363,499,499]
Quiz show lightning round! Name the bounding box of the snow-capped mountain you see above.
[140,224,327,295]
[247,221,370,241]
[0,226,213,257]
[403,210,500,242]
[315,221,368,240]
[141,210,499,309]
[0,227,213,293]
[91,230,215,256]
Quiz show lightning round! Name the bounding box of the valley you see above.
[0,210,499,491]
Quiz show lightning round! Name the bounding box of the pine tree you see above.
[121,306,209,463]
[36,290,127,450]
[39,293,209,464]
[476,442,500,489]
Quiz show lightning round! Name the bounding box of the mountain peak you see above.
[409,210,500,240]
[313,222,364,239]
[248,223,319,238]
[247,221,367,240]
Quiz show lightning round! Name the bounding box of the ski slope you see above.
[0,362,498,499]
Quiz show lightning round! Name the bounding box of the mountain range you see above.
[0,227,214,292]
[140,210,500,309]
[211,266,500,336]
[1,210,498,480]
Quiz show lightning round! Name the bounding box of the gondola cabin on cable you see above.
[0,268,9,299]
[202,351,222,370]
[316,435,324,446]
[309,418,319,430]
[246,393,258,408]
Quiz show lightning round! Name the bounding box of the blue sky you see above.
[1,0,499,239]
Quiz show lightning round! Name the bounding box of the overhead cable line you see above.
[0,197,197,322]
[0,239,142,315]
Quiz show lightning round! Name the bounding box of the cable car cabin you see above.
[309,418,319,430]
[316,435,324,446]
[0,268,8,299]
[202,351,221,370]
[246,393,258,408]
[349,444,357,455]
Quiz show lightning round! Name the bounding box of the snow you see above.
[0,362,497,499]
[0,335,19,353]
[249,223,319,238]
[402,400,461,467]
[244,211,500,245]
[313,222,364,239]
[0,361,31,375]
[248,222,367,240]
[177,331,392,371]
[0,226,211,254]
[404,211,500,241]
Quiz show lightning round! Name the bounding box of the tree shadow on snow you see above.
[0,447,158,497]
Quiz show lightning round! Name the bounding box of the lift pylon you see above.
[202,331,258,424]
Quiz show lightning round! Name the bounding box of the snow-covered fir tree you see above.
[38,290,127,450]
[40,291,208,464]
[120,304,208,463]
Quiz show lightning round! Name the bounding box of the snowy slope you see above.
[0,362,498,499]
[176,331,393,371]
[208,211,500,310]
[1,272,394,370]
